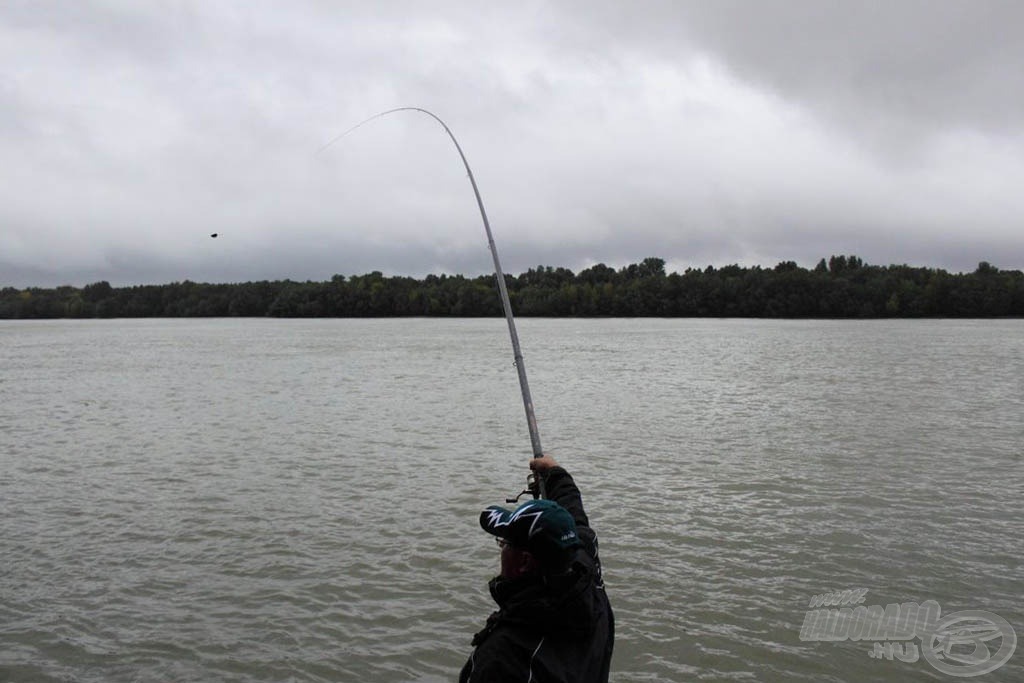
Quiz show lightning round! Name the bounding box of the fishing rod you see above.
[322,107,546,500]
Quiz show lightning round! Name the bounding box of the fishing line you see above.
[322,107,546,499]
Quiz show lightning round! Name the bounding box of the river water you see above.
[1,318,1021,682]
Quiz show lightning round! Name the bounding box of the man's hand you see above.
[529,454,559,473]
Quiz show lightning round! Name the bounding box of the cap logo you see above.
[510,503,546,538]
[485,502,546,538]
[484,508,508,528]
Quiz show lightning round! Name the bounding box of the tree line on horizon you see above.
[2,256,1022,319]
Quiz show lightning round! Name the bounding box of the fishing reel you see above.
[505,472,541,503]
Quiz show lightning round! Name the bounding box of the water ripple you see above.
[1,319,1021,682]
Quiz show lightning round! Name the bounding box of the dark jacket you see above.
[459,467,614,682]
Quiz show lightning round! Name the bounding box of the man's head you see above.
[480,499,581,579]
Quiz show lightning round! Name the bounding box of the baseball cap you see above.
[480,499,581,566]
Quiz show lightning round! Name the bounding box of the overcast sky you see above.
[3,1,1023,287]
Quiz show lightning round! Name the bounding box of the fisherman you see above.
[459,455,614,683]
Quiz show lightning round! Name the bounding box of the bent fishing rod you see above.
[322,107,546,500]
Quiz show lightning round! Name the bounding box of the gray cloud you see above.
[567,1,1024,135]
[1,1,1021,287]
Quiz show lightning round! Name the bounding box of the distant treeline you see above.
[3,256,1023,319]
